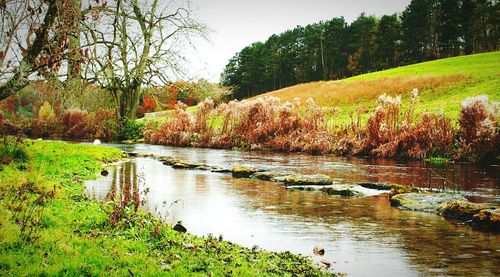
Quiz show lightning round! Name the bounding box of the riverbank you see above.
[0,141,331,276]
[142,92,499,162]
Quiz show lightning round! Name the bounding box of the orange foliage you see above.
[145,97,336,154]
[141,96,157,113]
[145,89,499,161]
[92,110,117,140]
[62,109,90,139]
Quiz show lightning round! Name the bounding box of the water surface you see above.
[85,144,500,276]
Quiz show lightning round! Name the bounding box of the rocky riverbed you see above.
[128,151,499,232]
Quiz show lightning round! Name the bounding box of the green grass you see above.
[0,140,328,276]
[349,52,500,79]
[258,51,500,125]
[138,106,199,127]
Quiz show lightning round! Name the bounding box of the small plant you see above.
[0,136,28,165]
[457,95,499,161]
[2,166,56,243]
[37,101,56,122]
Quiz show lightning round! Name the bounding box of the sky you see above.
[184,0,412,83]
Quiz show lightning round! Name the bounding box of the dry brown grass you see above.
[144,92,499,161]
[252,74,467,107]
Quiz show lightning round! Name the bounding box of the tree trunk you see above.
[0,1,58,100]
[117,85,141,119]
[67,0,82,82]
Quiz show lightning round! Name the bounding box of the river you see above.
[84,143,499,276]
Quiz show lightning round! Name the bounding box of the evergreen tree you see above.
[437,0,462,57]
[221,0,499,99]
[375,14,402,69]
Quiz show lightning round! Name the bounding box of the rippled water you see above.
[85,144,500,276]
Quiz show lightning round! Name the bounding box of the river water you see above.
[85,143,499,276]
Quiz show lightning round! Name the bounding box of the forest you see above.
[221,0,499,99]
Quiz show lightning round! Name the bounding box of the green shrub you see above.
[119,117,145,141]
[0,138,29,165]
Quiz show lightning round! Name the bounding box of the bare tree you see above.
[0,0,102,101]
[0,0,57,100]
[82,0,206,119]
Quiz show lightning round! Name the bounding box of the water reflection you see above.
[85,156,500,277]
[101,143,499,204]
[86,161,141,212]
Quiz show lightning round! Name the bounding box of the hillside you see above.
[252,51,500,124]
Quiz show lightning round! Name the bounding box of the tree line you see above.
[221,0,499,99]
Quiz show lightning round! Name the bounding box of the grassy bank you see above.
[0,140,329,276]
[255,51,500,124]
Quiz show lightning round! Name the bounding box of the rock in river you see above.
[320,184,391,197]
[389,184,422,197]
[171,160,204,169]
[437,201,494,220]
[358,182,392,190]
[231,166,260,178]
[321,185,363,197]
[251,170,294,181]
[390,193,467,212]
[313,246,325,255]
[282,174,332,186]
[211,167,232,173]
[472,209,500,232]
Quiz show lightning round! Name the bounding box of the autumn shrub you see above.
[144,96,335,154]
[91,110,118,140]
[141,96,157,113]
[138,88,498,161]
[355,88,459,159]
[456,95,499,161]
[62,109,91,139]
[233,97,280,148]
[38,101,55,122]
[406,112,455,158]
[357,93,401,154]
[370,112,455,159]
[145,102,193,146]
[191,98,216,146]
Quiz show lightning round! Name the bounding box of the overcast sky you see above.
[185,0,412,83]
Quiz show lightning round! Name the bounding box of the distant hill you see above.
[252,51,500,124]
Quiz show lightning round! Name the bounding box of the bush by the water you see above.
[144,92,499,161]
[456,95,499,161]
[145,97,336,154]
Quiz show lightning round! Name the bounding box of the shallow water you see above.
[85,144,500,276]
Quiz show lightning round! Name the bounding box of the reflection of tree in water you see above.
[106,161,140,212]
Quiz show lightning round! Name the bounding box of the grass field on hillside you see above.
[253,51,500,125]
